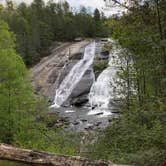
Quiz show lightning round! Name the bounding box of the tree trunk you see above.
[155,0,163,40]
[0,144,125,166]
[126,58,130,111]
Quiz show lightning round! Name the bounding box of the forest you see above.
[0,0,108,66]
[0,0,166,166]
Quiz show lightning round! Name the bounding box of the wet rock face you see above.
[32,40,110,108]
[69,52,83,60]
[58,61,78,86]
[70,69,94,98]
[69,70,94,106]
[31,40,91,101]
[71,94,89,107]
[59,61,95,107]
[47,45,94,107]
[101,50,109,57]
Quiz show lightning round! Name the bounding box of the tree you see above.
[0,20,34,143]
[86,1,166,165]
[94,8,100,22]
[0,0,108,65]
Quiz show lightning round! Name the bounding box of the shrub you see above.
[93,60,108,73]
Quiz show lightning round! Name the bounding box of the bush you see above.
[127,149,166,166]
[93,60,108,73]
[86,106,166,166]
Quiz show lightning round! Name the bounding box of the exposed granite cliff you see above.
[31,40,93,105]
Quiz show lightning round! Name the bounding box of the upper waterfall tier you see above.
[51,42,96,107]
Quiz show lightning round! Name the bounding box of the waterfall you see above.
[88,40,122,116]
[51,42,96,107]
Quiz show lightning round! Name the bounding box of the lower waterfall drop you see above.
[51,42,96,107]
[88,41,121,117]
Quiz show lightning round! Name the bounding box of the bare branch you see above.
[104,0,130,9]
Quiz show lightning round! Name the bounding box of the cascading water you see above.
[51,42,96,107]
[88,40,122,117]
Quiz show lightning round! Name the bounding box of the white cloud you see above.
[69,0,105,8]
[0,0,123,16]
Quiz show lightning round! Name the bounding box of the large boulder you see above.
[71,94,89,107]
[70,68,94,98]
[61,68,95,107]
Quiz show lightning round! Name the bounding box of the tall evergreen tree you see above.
[0,20,34,143]
[94,8,100,22]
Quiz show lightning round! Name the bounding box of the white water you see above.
[88,40,122,116]
[51,42,96,107]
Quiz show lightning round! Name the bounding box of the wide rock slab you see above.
[31,40,91,101]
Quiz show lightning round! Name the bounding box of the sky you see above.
[0,0,124,16]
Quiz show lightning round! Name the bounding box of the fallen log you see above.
[0,144,123,166]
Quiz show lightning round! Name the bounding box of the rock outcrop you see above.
[31,40,93,105]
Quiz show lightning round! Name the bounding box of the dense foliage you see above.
[1,0,166,165]
[0,0,108,66]
[0,1,106,164]
[87,0,166,165]
[0,18,82,166]
[93,59,108,73]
